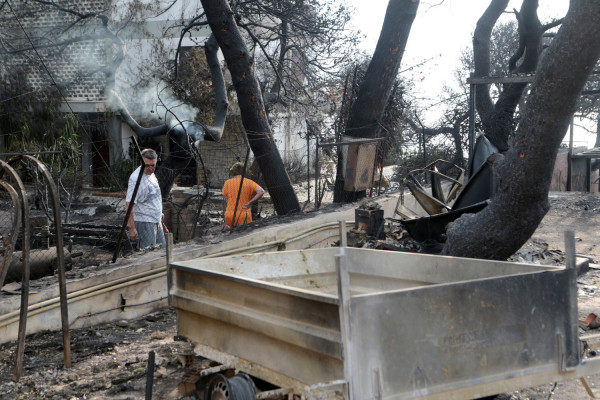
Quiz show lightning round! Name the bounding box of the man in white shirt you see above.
[125,148,166,249]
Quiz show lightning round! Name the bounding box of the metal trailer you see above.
[168,230,600,399]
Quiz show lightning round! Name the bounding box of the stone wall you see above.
[197,128,248,188]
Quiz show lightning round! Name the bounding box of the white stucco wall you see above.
[270,107,309,165]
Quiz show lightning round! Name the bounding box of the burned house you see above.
[0,0,309,190]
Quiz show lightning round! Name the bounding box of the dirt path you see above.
[531,192,600,262]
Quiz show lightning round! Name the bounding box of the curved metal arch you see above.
[0,180,22,287]
[2,155,72,378]
[0,159,31,381]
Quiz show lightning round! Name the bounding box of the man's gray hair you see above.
[141,148,158,160]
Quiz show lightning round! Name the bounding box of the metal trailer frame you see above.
[168,229,600,399]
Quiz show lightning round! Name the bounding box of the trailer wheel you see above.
[204,374,230,400]
[204,373,256,400]
[228,373,256,399]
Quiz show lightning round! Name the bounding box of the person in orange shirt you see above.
[222,162,265,227]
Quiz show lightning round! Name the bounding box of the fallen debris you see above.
[3,247,77,284]
[579,313,600,330]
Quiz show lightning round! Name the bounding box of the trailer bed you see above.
[169,246,599,399]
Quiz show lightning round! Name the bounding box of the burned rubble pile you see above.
[344,199,570,267]
[346,218,568,266]
[346,218,441,254]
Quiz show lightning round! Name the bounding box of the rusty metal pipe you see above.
[230,146,251,231]
[2,155,72,376]
[0,160,30,381]
[145,351,155,400]
[3,247,73,283]
[114,159,145,262]
[17,155,71,369]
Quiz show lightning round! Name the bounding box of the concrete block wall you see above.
[10,0,108,28]
[4,0,109,101]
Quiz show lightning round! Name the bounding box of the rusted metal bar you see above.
[0,160,30,381]
[579,377,596,398]
[166,232,173,307]
[17,155,72,369]
[113,159,146,262]
[229,146,251,231]
[2,155,72,374]
[145,350,155,400]
[0,180,21,288]
[567,116,574,191]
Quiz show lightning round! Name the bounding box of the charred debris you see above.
[346,136,524,257]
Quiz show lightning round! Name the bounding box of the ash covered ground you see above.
[1,191,600,399]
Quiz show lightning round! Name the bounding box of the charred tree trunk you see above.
[334,0,419,202]
[345,0,419,139]
[443,0,600,259]
[403,111,468,168]
[201,0,300,215]
[155,134,194,198]
[474,0,543,152]
[451,117,467,167]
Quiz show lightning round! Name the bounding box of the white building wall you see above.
[271,107,308,165]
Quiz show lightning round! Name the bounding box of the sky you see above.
[345,0,598,147]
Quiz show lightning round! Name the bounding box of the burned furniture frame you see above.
[401,159,465,217]
[396,134,504,243]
